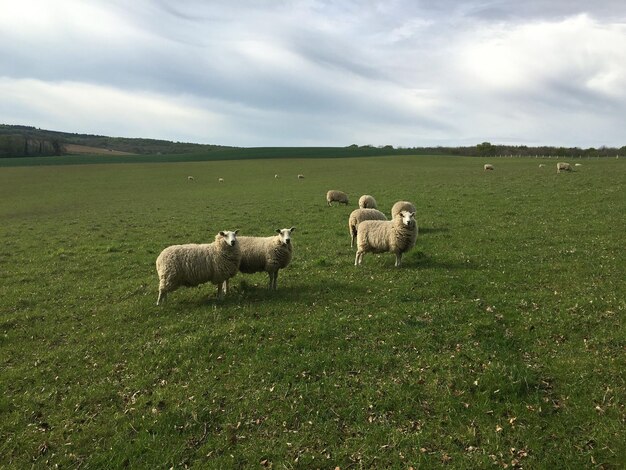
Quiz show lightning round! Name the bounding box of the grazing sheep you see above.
[575,163,582,167]
[391,200,416,219]
[349,208,387,248]
[358,194,378,209]
[232,228,296,290]
[326,190,349,206]
[155,230,241,305]
[187,176,195,181]
[355,210,417,267]
[557,162,572,173]
[218,177,224,183]
[297,174,305,179]
[539,164,545,168]
[275,174,279,178]
[484,164,494,171]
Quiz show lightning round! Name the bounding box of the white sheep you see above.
[275,174,279,178]
[348,208,387,248]
[326,190,349,206]
[355,210,417,267]
[575,163,582,167]
[484,164,494,171]
[232,228,296,290]
[391,200,416,219]
[297,174,305,179]
[557,162,572,173]
[155,230,241,305]
[187,176,195,181]
[358,194,378,209]
[218,177,224,182]
[539,164,545,168]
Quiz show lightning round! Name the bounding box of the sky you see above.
[1,0,626,148]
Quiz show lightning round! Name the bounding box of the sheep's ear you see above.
[276,229,281,234]
[289,227,296,232]
[234,229,239,235]
[411,212,415,217]
[219,231,225,237]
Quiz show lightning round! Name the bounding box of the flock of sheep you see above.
[155,188,417,305]
[484,162,579,172]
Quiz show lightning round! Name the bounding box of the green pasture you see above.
[0,155,624,468]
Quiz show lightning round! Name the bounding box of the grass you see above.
[0,155,624,468]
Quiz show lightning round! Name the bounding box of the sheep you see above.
[539,164,545,168]
[358,194,378,209]
[218,177,224,183]
[187,176,195,181]
[297,174,305,179]
[484,164,494,171]
[557,162,572,173]
[391,200,416,219]
[355,210,417,267]
[275,174,279,178]
[348,208,387,248]
[155,230,241,305]
[575,163,582,167]
[326,190,349,206]
[231,227,296,290]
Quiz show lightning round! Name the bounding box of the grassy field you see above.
[0,155,624,468]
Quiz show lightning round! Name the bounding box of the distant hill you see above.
[0,124,231,157]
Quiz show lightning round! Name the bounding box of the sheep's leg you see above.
[216,283,224,300]
[272,271,279,290]
[395,253,402,267]
[157,290,166,306]
[222,280,229,294]
[355,251,363,266]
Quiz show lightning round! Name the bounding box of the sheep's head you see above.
[218,230,239,246]
[399,211,416,228]
[276,227,296,245]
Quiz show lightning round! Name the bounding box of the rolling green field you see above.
[1,155,624,468]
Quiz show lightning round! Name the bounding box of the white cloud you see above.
[0,78,222,142]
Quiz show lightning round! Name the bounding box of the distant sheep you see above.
[557,162,572,173]
[391,200,416,219]
[355,210,417,267]
[275,174,279,178]
[326,190,349,206]
[233,228,296,290]
[348,208,387,248]
[218,177,224,182]
[187,176,195,181]
[539,164,545,168]
[358,194,378,209]
[297,174,305,179]
[484,164,494,171]
[575,163,582,167]
[155,230,241,305]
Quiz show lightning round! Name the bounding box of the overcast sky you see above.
[1,0,626,147]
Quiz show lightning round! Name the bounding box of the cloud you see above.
[1,1,625,147]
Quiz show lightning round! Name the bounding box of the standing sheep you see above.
[358,194,378,209]
[326,190,349,206]
[297,174,305,179]
[155,230,241,305]
[484,164,494,171]
[557,162,572,173]
[391,200,416,219]
[232,227,296,290]
[348,208,387,248]
[218,177,224,183]
[355,210,417,267]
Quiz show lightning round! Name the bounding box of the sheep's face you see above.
[400,211,416,228]
[218,230,239,247]
[276,227,296,245]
